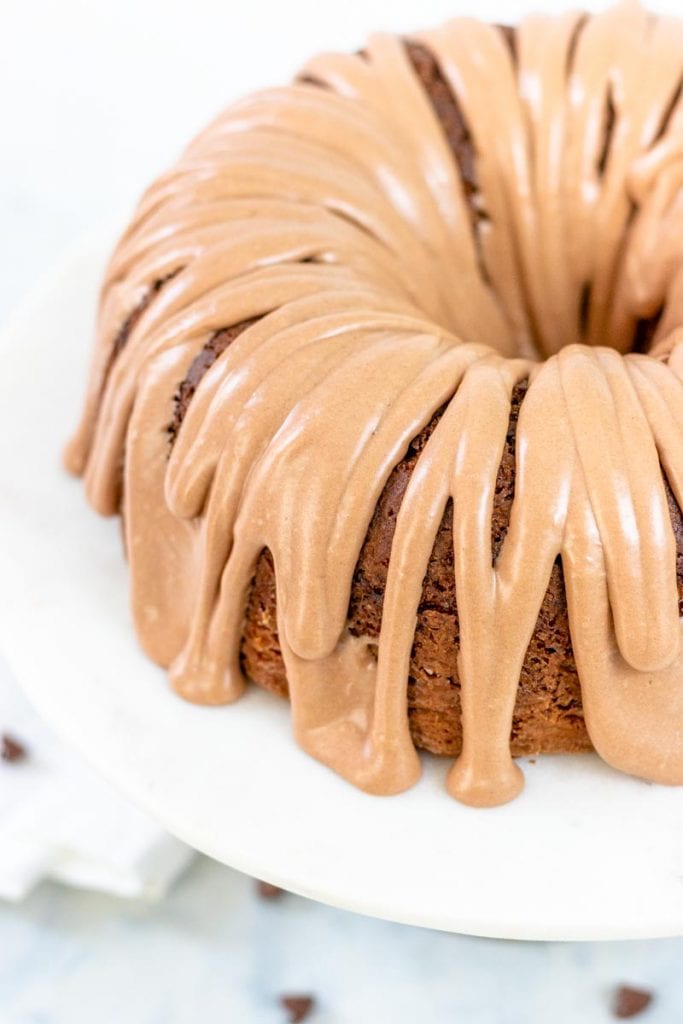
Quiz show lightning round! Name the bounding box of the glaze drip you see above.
[67,3,683,806]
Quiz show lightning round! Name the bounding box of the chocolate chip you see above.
[280,994,314,1022]
[613,985,653,1018]
[256,879,284,901]
[1,733,27,763]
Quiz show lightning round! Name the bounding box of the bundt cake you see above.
[66,2,683,807]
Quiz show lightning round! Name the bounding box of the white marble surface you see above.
[1,855,683,1024]
[3,0,683,1019]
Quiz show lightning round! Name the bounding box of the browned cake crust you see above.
[134,31,683,761]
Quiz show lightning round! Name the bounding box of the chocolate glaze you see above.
[169,318,258,444]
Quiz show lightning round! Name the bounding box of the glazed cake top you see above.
[67,2,683,806]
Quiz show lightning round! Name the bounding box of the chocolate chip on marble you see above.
[613,985,654,1018]
[280,994,315,1022]
[1,733,27,763]
[256,879,284,900]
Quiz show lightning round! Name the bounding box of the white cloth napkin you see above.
[0,653,193,902]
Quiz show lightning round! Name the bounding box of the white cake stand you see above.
[1,230,682,940]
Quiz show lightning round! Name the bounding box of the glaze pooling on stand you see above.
[66,3,683,806]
